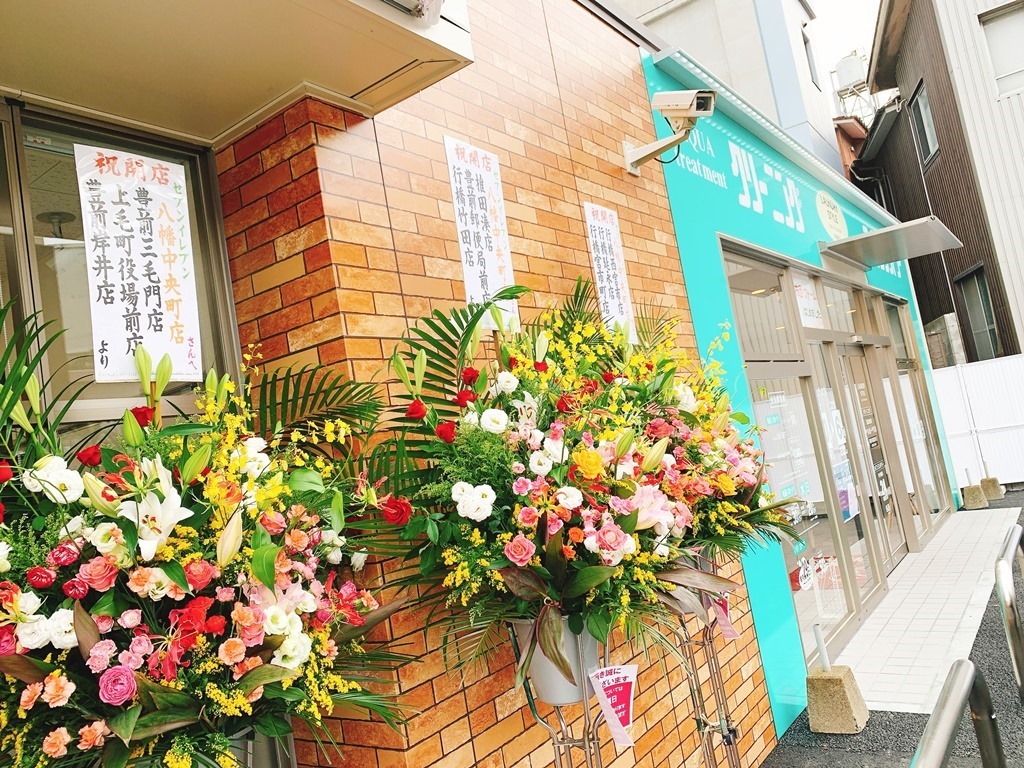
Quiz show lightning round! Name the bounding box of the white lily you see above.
[119,488,193,561]
[140,455,175,497]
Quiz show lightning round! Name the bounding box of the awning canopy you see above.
[819,215,962,268]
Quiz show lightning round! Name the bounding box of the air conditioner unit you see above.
[381,0,443,23]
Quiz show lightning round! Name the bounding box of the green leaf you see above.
[418,543,438,576]
[263,683,307,702]
[161,561,190,593]
[130,708,201,742]
[134,673,198,711]
[544,528,567,588]
[426,518,439,544]
[102,739,131,768]
[498,567,550,601]
[567,612,584,636]
[251,522,271,550]
[108,705,142,744]
[536,606,575,684]
[659,566,737,594]
[329,490,346,533]
[618,507,640,535]
[732,411,750,425]
[252,545,282,590]
[562,566,616,599]
[333,596,408,644]
[0,654,54,684]
[237,663,296,696]
[120,519,139,562]
[586,611,612,643]
[158,423,214,437]
[254,711,293,738]
[89,590,117,616]
[288,467,325,494]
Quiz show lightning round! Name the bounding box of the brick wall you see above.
[215,0,777,765]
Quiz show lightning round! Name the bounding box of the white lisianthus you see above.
[0,542,12,574]
[674,382,698,412]
[15,616,50,650]
[321,530,346,565]
[350,549,369,572]
[272,631,313,670]
[19,592,42,616]
[62,515,86,538]
[89,522,125,555]
[543,438,567,464]
[462,411,480,427]
[654,542,672,558]
[296,591,318,615]
[495,371,519,394]
[479,409,509,434]
[456,484,495,522]
[147,568,172,601]
[555,486,584,510]
[41,468,85,504]
[263,605,291,636]
[451,482,474,502]
[22,455,67,493]
[47,609,78,650]
[529,451,553,477]
[476,484,496,506]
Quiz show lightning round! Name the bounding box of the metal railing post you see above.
[909,659,1007,768]
[995,523,1024,700]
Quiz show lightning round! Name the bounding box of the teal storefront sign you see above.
[642,50,958,734]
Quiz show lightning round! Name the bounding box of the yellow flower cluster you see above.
[203,682,252,717]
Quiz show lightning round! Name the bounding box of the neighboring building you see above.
[833,115,869,180]
[617,0,844,172]
[852,0,1024,364]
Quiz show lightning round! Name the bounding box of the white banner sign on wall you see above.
[74,144,203,382]
[584,203,637,341]
[443,136,519,329]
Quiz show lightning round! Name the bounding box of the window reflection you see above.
[726,260,798,360]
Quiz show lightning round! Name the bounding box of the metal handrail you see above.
[996,523,1024,700]
[909,659,1007,768]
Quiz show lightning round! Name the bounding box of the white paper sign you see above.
[588,665,638,748]
[792,273,825,329]
[583,203,636,342]
[443,136,519,329]
[74,144,203,382]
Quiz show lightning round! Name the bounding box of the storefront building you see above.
[645,49,960,731]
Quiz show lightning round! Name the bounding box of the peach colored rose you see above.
[77,721,109,751]
[232,655,264,681]
[284,529,310,553]
[503,533,537,567]
[78,555,119,592]
[19,682,42,710]
[41,672,76,708]
[184,560,219,591]
[259,511,287,535]
[42,728,71,758]
[218,638,247,666]
[127,567,154,595]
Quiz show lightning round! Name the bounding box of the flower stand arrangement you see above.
[380,282,796,765]
[0,304,409,768]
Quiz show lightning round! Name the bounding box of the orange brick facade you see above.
[216,0,778,765]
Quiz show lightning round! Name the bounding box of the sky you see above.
[807,0,883,114]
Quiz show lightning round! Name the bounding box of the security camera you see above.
[623,89,718,175]
[651,90,717,135]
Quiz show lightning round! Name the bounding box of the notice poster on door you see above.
[793,273,825,328]
[583,202,637,342]
[588,665,638,748]
[443,136,519,330]
[74,144,203,382]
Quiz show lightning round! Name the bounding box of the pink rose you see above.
[78,556,119,592]
[511,462,525,475]
[547,516,564,536]
[87,640,117,673]
[0,624,17,656]
[98,666,137,706]
[584,522,636,566]
[503,533,536,567]
[517,506,539,527]
[215,587,235,603]
[130,635,153,655]
[117,610,142,629]
[117,651,145,670]
[512,477,532,496]
[93,615,114,634]
[260,512,287,536]
[674,502,693,531]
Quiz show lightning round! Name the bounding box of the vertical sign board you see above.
[583,203,637,341]
[74,144,203,382]
[588,665,638,748]
[443,136,519,329]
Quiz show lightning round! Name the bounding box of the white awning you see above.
[819,215,962,268]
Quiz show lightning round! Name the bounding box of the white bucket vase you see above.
[513,618,599,705]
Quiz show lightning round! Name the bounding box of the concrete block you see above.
[981,477,1005,500]
[807,665,868,734]
[963,485,990,509]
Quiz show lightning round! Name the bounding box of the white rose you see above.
[15,616,51,650]
[48,609,78,650]
[350,549,369,572]
[264,605,291,636]
[462,411,480,427]
[272,631,313,670]
[543,438,567,463]
[89,522,124,555]
[529,451,553,477]
[19,591,42,616]
[326,548,344,565]
[479,409,509,434]
[496,371,519,394]
[321,530,345,549]
[456,496,492,522]
[451,482,474,502]
[555,486,584,510]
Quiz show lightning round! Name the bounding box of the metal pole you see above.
[995,524,1024,700]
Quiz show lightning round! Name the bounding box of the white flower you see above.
[15,616,50,650]
[456,487,494,522]
[41,468,85,504]
[48,609,78,650]
[62,515,86,538]
[22,455,68,493]
[474,484,496,505]
[272,631,313,670]
[118,488,193,561]
[528,429,545,450]
[479,409,509,434]
[543,438,567,464]
[296,591,318,615]
[451,481,474,502]
[513,392,538,424]
[654,542,672,558]
[529,451,553,477]
[243,436,268,454]
[231,437,270,479]
[350,549,369,572]
[19,591,42,616]
[263,605,291,636]
[555,486,584,510]
[147,568,172,601]
[674,382,698,412]
[140,455,175,497]
[326,548,344,565]
[321,530,346,548]
[462,411,480,427]
[495,371,519,394]
[89,522,125,555]
[0,542,11,574]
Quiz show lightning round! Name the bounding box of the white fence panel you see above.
[932,355,1024,488]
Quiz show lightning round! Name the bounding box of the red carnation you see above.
[435,421,457,444]
[601,372,617,384]
[205,615,227,636]
[26,567,57,589]
[460,368,480,386]
[75,444,103,467]
[452,390,477,408]
[405,399,427,420]
[47,541,80,567]
[0,460,12,484]
[130,405,156,428]
[534,361,549,373]
[62,578,89,600]
[556,394,577,413]
[381,496,413,526]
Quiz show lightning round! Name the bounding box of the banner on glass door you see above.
[74,144,203,383]
[443,136,519,330]
[588,665,638,748]
[583,203,636,342]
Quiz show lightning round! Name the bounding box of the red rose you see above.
[381,497,413,526]
[184,559,219,591]
[78,555,119,592]
[130,405,156,428]
[534,361,548,373]
[0,501,4,525]
[75,445,103,467]
[0,460,12,484]
[205,615,227,636]
[460,368,480,386]
[47,541,80,567]
[556,394,576,413]
[62,578,89,600]
[507,356,519,369]
[435,421,457,444]
[452,390,477,408]
[405,399,427,420]
[601,372,618,384]
[25,567,57,589]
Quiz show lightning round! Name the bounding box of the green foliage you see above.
[419,427,517,505]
